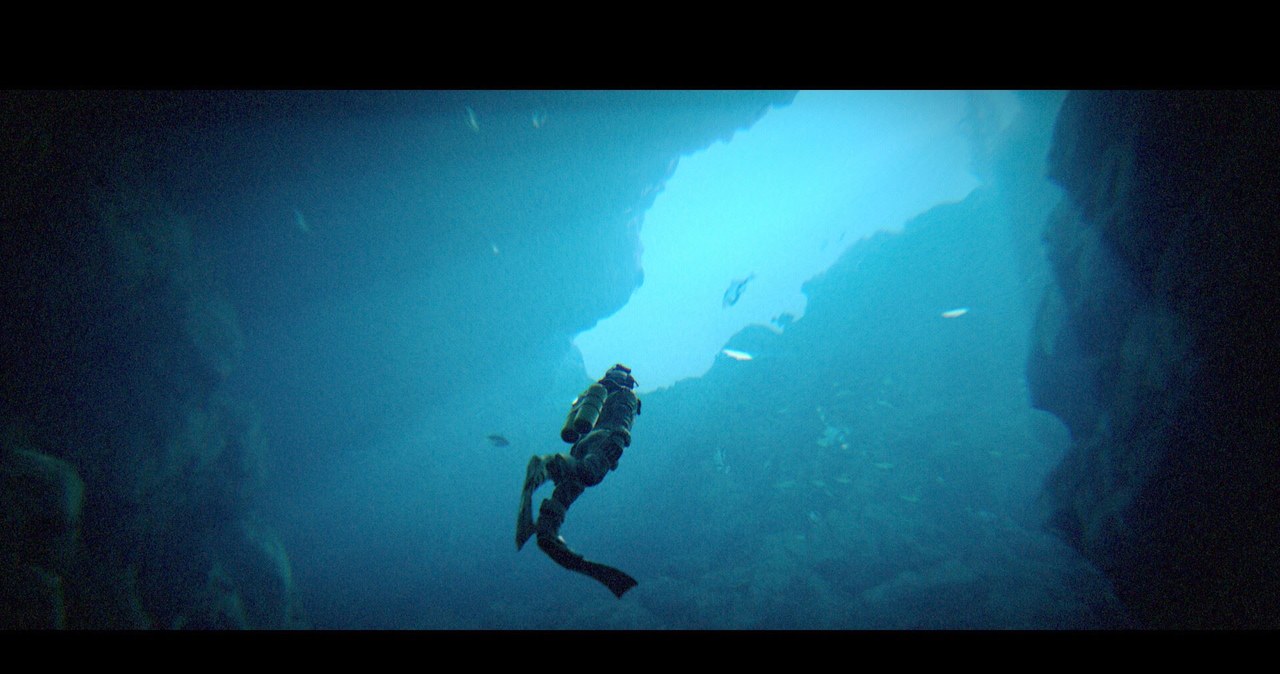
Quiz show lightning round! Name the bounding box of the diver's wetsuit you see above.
[516,364,641,598]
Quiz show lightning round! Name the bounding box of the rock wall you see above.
[0,93,305,628]
[1031,91,1280,628]
[0,90,791,628]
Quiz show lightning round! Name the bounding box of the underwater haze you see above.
[1,90,1135,629]
[576,91,998,391]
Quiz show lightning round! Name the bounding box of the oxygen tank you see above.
[560,404,582,443]
[560,383,607,443]
[571,384,608,436]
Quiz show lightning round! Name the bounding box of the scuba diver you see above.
[516,363,641,598]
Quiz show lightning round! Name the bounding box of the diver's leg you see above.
[534,481,638,598]
[535,480,584,558]
[518,452,583,549]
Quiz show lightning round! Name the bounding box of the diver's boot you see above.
[515,456,548,550]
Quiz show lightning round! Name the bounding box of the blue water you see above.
[53,90,1128,628]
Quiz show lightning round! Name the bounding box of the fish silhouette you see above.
[487,434,510,447]
[722,273,756,307]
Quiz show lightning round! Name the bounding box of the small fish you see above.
[531,109,547,128]
[721,349,753,361]
[486,434,510,447]
[873,462,894,470]
[941,307,969,319]
[293,208,310,234]
[722,273,756,307]
[464,105,480,132]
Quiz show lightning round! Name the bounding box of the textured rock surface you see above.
[0,91,792,628]
[1,93,298,627]
[1032,91,1280,628]
[0,445,85,628]
[480,93,1130,629]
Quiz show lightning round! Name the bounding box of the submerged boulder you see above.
[0,446,86,628]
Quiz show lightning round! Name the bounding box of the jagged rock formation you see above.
[1031,91,1280,628]
[0,443,84,628]
[0,91,791,628]
[1,93,300,628]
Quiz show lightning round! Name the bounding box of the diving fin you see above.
[578,559,638,598]
[537,531,638,598]
[516,456,546,550]
[516,492,535,550]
